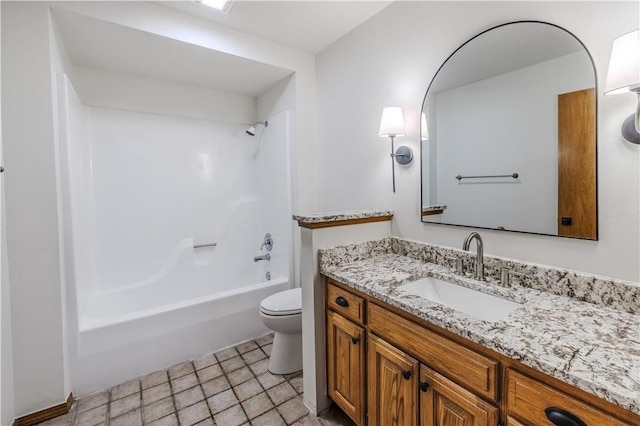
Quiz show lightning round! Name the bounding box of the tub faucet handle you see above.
[261,233,273,251]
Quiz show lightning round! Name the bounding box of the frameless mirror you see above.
[421,21,597,239]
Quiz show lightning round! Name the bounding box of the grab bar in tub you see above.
[193,242,217,249]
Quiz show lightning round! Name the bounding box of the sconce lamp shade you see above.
[379,107,405,137]
[605,29,639,95]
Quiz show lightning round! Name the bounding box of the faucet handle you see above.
[445,256,464,275]
[500,268,525,287]
[260,233,273,251]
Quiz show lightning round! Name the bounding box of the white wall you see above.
[431,52,593,234]
[1,2,68,416]
[315,1,640,282]
[0,192,13,426]
[86,107,267,291]
[0,3,17,424]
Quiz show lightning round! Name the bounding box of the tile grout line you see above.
[216,347,254,425]
[136,379,143,426]
[106,387,112,426]
[246,340,288,424]
[252,341,302,425]
[194,358,217,426]
[211,338,283,425]
[166,370,183,426]
[248,344,287,425]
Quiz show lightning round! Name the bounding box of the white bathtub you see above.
[73,276,290,395]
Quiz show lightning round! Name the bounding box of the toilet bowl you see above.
[259,287,302,375]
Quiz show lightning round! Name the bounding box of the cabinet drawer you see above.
[507,369,630,425]
[327,282,365,325]
[368,303,499,401]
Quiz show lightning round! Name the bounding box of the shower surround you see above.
[56,75,293,395]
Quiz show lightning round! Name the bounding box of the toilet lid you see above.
[260,288,301,316]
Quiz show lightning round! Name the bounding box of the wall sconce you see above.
[605,29,639,144]
[379,107,413,193]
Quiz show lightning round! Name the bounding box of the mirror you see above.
[421,21,597,239]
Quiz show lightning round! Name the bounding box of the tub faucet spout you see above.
[253,254,271,262]
[462,232,484,280]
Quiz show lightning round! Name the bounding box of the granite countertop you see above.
[320,251,640,415]
[293,209,393,225]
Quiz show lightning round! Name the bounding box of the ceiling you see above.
[156,0,394,54]
[53,1,393,97]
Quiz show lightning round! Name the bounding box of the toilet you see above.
[259,287,302,375]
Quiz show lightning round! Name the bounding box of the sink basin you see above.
[398,277,523,323]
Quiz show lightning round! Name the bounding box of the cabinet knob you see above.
[351,336,360,345]
[335,296,349,307]
[419,381,429,392]
[402,370,412,380]
[545,407,587,426]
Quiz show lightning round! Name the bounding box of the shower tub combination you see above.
[56,76,294,395]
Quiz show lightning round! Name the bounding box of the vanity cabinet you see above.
[325,279,639,426]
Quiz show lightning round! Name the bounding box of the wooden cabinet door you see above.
[368,334,418,426]
[557,87,596,239]
[327,310,365,426]
[420,365,498,426]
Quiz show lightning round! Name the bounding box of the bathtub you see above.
[72,275,290,395]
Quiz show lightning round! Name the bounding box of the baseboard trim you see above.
[14,393,74,426]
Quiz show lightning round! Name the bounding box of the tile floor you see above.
[37,334,354,426]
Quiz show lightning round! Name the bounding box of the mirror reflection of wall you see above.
[421,21,597,239]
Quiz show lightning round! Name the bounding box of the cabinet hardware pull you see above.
[419,382,429,392]
[402,370,412,380]
[351,336,360,345]
[545,407,587,426]
[335,296,349,307]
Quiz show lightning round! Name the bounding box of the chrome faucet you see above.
[462,232,484,280]
[253,254,271,262]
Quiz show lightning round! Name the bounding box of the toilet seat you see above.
[260,288,301,316]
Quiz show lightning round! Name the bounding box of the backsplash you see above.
[319,237,640,315]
